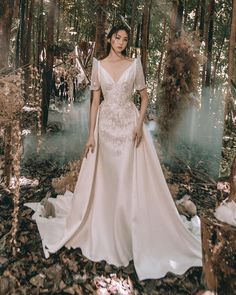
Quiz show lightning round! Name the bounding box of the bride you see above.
[24,24,202,280]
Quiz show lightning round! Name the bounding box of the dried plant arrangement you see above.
[158,33,203,146]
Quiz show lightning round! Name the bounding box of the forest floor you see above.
[0,97,229,295]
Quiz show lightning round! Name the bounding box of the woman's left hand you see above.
[133,125,143,147]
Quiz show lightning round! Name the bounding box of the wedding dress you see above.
[24,56,202,280]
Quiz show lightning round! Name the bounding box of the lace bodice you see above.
[90,56,146,101]
[90,56,147,155]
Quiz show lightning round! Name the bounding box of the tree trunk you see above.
[25,0,34,65]
[129,0,136,51]
[0,0,20,69]
[15,0,25,68]
[135,23,141,50]
[170,1,178,40]
[199,0,206,41]
[157,18,167,85]
[170,0,184,39]
[121,0,127,17]
[183,0,188,26]
[37,0,44,67]
[94,0,108,59]
[201,213,236,294]
[212,31,227,90]
[141,0,152,76]
[228,0,236,83]
[57,0,61,43]
[20,0,27,66]
[205,0,215,88]
[3,125,12,187]
[24,0,34,100]
[193,0,200,31]
[201,0,215,115]
[229,155,236,202]
[41,0,57,131]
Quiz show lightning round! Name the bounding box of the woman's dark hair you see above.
[106,24,130,56]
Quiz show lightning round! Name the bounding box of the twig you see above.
[174,156,217,185]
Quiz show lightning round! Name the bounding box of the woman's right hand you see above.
[84,135,95,158]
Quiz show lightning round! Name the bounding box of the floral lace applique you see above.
[99,100,136,156]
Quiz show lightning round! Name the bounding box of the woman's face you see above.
[110,30,128,54]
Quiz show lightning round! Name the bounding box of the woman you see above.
[25,25,202,280]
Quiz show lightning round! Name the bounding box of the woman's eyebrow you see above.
[116,33,128,39]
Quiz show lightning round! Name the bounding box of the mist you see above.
[169,86,225,179]
[22,89,90,166]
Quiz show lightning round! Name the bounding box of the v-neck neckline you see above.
[99,59,136,84]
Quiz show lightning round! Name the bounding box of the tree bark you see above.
[141,0,152,76]
[37,0,44,67]
[229,155,236,202]
[94,0,108,59]
[157,18,167,85]
[170,0,184,40]
[201,0,215,115]
[15,0,25,68]
[57,0,61,43]
[0,0,20,69]
[228,0,236,83]
[121,0,127,17]
[19,0,27,66]
[129,0,136,50]
[3,125,12,187]
[205,0,215,87]
[135,23,141,50]
[199,0,206,41]
[25,0,34,65]
[212,30,227,90]
[201,213,236,293]
[193,0,200,31]
[41,0,57,131]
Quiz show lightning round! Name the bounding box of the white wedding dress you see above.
[24,56,202,280]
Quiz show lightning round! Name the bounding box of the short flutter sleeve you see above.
[90,57,101,91]
[134,56,147,91]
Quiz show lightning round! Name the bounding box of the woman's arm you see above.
[88,89,101,137]
[84,89,101,158]
[137,88,149,127]
[133,87,149,147]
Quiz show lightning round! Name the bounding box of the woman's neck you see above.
[106,47,126,61]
